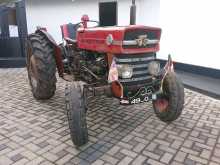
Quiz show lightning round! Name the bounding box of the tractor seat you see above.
[60,23,77,44]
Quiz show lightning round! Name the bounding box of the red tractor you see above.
[26,5,184,147]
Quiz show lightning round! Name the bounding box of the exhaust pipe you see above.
[130,0,136,25]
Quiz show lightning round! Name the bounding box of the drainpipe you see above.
[130,0,136,25]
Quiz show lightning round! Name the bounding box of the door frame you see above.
[0,0,27,68]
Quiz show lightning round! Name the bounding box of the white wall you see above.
[138,0,160,27]
[26,0,160,43]
[26,0,99,43]
[159,0,220,69]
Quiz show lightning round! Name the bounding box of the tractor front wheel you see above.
[26,33,57,100]
[65,82,88,147]
[153,72,184,122]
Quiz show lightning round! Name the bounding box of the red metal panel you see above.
[76,25,161,54]
[36,29,64,77]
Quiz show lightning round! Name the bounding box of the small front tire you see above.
[65,82,88,147]
[153,72,184,122]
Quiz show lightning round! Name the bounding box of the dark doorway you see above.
[0,0,27,68]
[99,2,117,26]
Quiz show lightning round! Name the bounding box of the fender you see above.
[35,29,64,77]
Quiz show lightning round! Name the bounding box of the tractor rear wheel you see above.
[65,82,88,147]
[153,72,184,122]
[26,33,57,100]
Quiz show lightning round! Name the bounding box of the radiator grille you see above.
[115,53,155,86]
[123,30,158,49]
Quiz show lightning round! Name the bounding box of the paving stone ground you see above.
[0,68,220,165]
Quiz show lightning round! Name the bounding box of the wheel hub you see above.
[154,98,169,112]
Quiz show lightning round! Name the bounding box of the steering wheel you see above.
[87,20,100,27]
[75,20,100,30]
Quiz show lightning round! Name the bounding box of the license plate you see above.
[130,95,150,104]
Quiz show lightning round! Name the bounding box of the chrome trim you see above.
[117,63,149,69]
[115,56,155,63]
[133,70,148,75]
[129,64,149,69]
[119,76,152,83]
[110,39,159,46]
[112,40,122,46]
[123,39,159,46]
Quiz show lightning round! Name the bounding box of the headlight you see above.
[148,61,160,76]
[117,65,133,79]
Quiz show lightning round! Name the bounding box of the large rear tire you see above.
[65,82,88,147]
[26,33,57,100]
[153,72,184,122]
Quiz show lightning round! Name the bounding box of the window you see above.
[99,2,117,26]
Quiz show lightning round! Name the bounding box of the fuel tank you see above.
[77,25,161,54]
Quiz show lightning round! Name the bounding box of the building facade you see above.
[25,0,220,70]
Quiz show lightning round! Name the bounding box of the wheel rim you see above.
[154,98,169,112]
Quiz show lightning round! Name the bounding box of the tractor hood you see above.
[77,25,162,54]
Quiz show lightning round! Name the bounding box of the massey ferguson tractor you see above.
[26,2,184,147]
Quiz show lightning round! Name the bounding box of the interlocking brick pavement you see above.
[0,68,220,165]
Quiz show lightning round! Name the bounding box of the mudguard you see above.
[35,29,64,77]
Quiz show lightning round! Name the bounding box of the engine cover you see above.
[77,25,161,54]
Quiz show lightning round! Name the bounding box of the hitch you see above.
[83,84,112,97]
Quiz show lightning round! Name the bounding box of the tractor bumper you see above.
[119,92,159,105]
[119,85,163,105]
